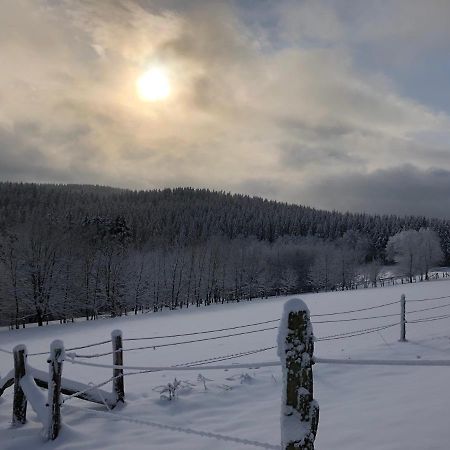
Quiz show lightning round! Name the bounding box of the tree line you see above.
[0,182,446,327]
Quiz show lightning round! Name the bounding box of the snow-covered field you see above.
[2,280,450,450]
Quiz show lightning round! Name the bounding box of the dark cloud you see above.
[278,118,354,139]
[0,123,100,184]
[0,126,71,182]
[279,141,361,168]
[302,165,450,219]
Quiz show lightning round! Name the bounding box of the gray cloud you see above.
[279,141,361,169]
[0,125,77,183]
[301,165,450,219]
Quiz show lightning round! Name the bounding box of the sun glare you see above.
[137,67,171,102]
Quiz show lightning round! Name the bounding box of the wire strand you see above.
[313,312,400,324]
[173,346,277,368]
[28,340,111,357]
[67,349,119,359]
[62,404,281,449]
[316,322,399,341]
[311,300,400,316]
[315,357,450,367]
[62,377,115,404]
[408,313,450,324]
[67,359,281,371]
[115,347,279,379]
[407,295,450,303]
[120,326,278,353]
[407,302,450,315]
[123,319,279,342]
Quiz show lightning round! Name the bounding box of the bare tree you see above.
[0,231,21,328]
[309,242,338,291]
[127,251,149,314]
[22,222,60,326]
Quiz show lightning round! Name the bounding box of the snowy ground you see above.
[2,280,450,450]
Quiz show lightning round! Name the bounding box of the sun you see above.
[136,67,171,102]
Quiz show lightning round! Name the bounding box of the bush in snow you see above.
[153,378,195,400]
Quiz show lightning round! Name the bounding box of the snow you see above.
[12,343,26,355]
[0,368,14,389]
[282,410,315,448]
[2,280,450,449]
[111,330,122,339]
[27,366,115,406]
[50,339,65,363]
[277,297,311,361]
[19,374,48,429]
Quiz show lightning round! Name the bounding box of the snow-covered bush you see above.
[152,378,195,400]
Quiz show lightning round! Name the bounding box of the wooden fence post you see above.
[47,340,64,440]
[12,344,27,425]
[278,298,319,450]
[112,330,124,404]
[399,294,407,342]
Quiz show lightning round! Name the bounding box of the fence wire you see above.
[28,340,111,357]
[123,319,279,342]
[407,295,450,303]
[120,326,279,353]
[407,302,450,315]
[63,404,281,450]
[316,322,399,341]
[408,313,450,324]
[311,299,400,316]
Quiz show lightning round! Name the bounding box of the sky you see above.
[1,0,450,218]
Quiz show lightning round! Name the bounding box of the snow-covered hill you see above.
[2,280,450,450]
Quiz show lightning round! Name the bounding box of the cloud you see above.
[275,1,450,63]
[0,0,450,217]
[300,165,450,219]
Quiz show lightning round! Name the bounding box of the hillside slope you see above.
[2,182,450,260]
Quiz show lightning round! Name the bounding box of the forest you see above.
[0,182,447,327]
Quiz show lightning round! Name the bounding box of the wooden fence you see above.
[1,330,125,440]
[0,303,319,449]
[3,292,450,448]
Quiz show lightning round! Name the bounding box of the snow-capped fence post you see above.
[12,344,27,425]
[278,298,319,450]
[399,294,407,342]
[112,329,124,404]
[47,340,64,440]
